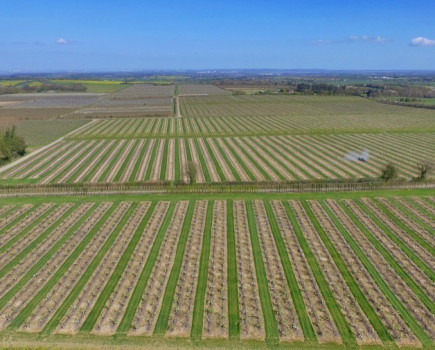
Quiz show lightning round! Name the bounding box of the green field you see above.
[0,79,126,93]
[0,84,434,349]
[15,119,92,148]
[0,190,433,348]
[1,132,433,185]
[50,80,127,93]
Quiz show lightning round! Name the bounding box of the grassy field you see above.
[50,80,126,93]
[0,79,126,93]
[0,190,433,348]
[15,119,91,148]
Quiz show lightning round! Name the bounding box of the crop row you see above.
[178,84,231,96]
[180,95,435,132]
[68,112,435,139]
[106,84,174,99]
[2,133,433,184]
[0,93,103,109]
[0,196,434,347]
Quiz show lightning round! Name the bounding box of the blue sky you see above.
[1,0,434,71]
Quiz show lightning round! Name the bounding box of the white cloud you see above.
[410,37,435,47]
[56,38,69,45]
[349,35,390,43]
[312,39,336,45]
[313,35,390,45]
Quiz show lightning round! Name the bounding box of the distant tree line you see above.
[249,82,435,103]
[295,83,356,95]
[0,127,26,165]
[0,83,86,95]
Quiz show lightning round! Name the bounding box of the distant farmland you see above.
[0,82,434,349]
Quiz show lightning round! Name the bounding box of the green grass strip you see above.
[117,202,176,334]
[277,138,329,180]
[80,202,158,332]
[159,139,169,181]
[405,198,435,222]
[158,119,166,134]
[50,142,96,184]
[421,197,435,210]
[0,204,59,255]
[114,140,139,183]
[3,202,118,327]
[0,204,78,280]
[0,204,40,236]
[64,141,108,184]
[356,200,435,282]
[98,140,129,182]
[338,201,435,315]
[390,198,434,236]
[148,118,159,134]
[257,137,302,181]
[0,206,16,220]
[372,198,435,257]
[292,137,356,179]
[39,203,137,334]
[203,139,225,182]
[322,201,433,346]
[0,203,98,312]
[281,201,355,344]
[226,200,240,339]
[231,138,271,181]
[261,137,314,180]
[263,201,316,341]
[23,148,73,179]
[245,201,278,345]
[190,201,213,340]
[239,138,287,181]
[209,139,241,182]
[131,119,144,135]
[192,139,212,183]
[144,139,159,181]
[220,138,256,181]
[153,201,195,335]
[82,141,118,183]
[174,138,180,182]
[184,137,192,162]
[129,139,150,183]
[288,138,346,179]
[313,202,392,342]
